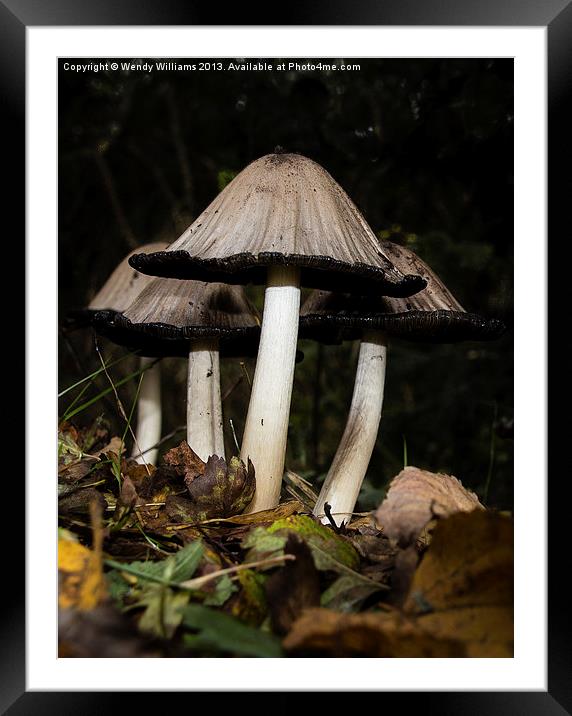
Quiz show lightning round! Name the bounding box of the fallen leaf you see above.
[58,538,106,611]
[265,534,321,635]
[375,466,484,545]
[97,436,124,457]
[109,540,205,639]
[404,510,513,657]
[158,441,255,520]
[228,569,268,626]
[186,454,255,519]
[182,604,283,657]
[59,604,159,657]
[59,487,107,516]
[283,511,513,658]
[283,608,465,657]
[203,574,237,607]
[244,515,360,571]
[162,440,206,482]
[58,457,99,484]
[188,500,303,529]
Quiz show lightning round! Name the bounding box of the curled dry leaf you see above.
[186,455,255,519]
[160,441,255,520]
[163,440,206,482]
[375,466,484,545]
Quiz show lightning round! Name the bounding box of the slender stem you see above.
[241,266,301,512]
[313,330,387,526]
[187,338,225,461]
[132,357,162,465]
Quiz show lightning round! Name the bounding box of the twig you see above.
[178,554,295,590]
[131,424,186,459]
[239,361,252,388]
[323,502,341,533]
[221,374,244,402]
[229,419,240,453]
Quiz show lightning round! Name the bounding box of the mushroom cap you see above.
[65,241,169,328]
[129,153,425,298]
[94,278,261,358]
[299,240,506,343]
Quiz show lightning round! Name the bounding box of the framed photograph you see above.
[9,0,567,710]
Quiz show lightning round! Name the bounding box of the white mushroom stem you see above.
[241,266,301,512]
[313,330,387,526]
[132,356,162,466]
[187,337,225,461]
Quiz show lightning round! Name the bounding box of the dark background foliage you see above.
[58,57,513,510]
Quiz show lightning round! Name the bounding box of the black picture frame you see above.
[9,0,568,711]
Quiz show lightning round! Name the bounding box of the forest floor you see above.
[58,420,513,658]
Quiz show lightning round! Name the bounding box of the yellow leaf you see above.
[58,539,106,611]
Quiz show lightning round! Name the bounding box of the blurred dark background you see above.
[58,57,513,510]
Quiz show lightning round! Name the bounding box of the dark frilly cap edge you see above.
[299,310,507,344]
[92,310,261,359]
[129,250,426,298]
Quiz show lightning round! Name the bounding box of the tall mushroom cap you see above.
[65,241,168,327]
[94,277,261,358]
[129,154,425,298]
[299,240,505,343]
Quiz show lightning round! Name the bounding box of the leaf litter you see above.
[58,418,513,658]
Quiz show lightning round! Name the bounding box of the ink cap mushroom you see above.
[300,239,505,526]
[129,152,426,512]
[95,277,261,463]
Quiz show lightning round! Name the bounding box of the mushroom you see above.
[95,277,260,462]
[300,239,506,526]
[65,242,168,465]
[129,153,426,511]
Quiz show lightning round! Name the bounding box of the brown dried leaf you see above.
[58,457,99,484]
[404,510,513,657]
[195,500,303,528]
[284,510,513,658]
[97,436,124,457]
[59,605,159,657]
[283,608,465,657]
[118,476,139,509]
[186,454,255,519]
[157,441,256,521]
[162,441,206,483]
[59,488,107,516]
[265,534,321,635]
[375,466,484,545]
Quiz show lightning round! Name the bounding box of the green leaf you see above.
[107,569,131,607]
[320,574,382,612]
[137,585,191,639]
[118,540,204,585]
[243,515,360,573]
[203,574,237,607]
[182,604,283,657]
